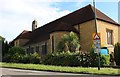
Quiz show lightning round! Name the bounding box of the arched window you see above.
[42,42,47,55]
[52,36,54,52]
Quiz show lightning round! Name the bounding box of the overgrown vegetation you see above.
[114,42,120,66]
[43,52,82,66]
[2,32,110,67]
[2,46,110,67]
[2,32,111,67]
[2,46,41,64]
[43,32,110,67]
[43,50,110,67]
[21,52,41,64]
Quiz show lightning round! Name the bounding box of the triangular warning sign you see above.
[93,34,100,40]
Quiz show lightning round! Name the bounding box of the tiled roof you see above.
[15,4,120,46]
[11,30,31,46]
[12,30,31,42]
[50,21,79,33]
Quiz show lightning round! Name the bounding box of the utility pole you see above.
[93,0,100,70]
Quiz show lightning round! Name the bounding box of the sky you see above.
[0,0,120,42]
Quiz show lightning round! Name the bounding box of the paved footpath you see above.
[0,67,119,77]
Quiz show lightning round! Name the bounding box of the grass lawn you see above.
[0,62,120,75]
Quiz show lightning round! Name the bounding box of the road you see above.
[0,67,119,77]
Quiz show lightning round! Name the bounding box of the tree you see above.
[114,42,120,66]
[2,41,11,57]
[57,32,80,52]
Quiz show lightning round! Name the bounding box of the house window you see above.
[26,48,29,54]
[52,36,54,52]
[106,29,113,45]
[42,43,47,55]
[15,41,17,46]
[36,46,39,53]
[30,47,34,54]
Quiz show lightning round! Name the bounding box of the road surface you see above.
[0,67,119,77]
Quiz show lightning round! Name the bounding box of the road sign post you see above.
[93,0,100,70]
[93,33,101,70]
[93,33,101,54]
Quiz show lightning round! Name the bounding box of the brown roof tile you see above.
[17,4,120,46]
[12,30,31,42]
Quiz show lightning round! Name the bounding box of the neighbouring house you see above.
[11,4,120,55]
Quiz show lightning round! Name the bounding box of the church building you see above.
[11,4,120,55]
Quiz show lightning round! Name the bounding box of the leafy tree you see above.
[2,41,11,57]
[114,42,120,65]
[57,32,80,52]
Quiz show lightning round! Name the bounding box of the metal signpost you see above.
[93,33,101,54]
[93,0,101,70]
[93,33,101,70]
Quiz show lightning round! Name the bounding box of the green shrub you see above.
[3,46,25,62]
[89,48,98,67]
[44,52,82,66]
[114,42,120,66]
[43,50,110,67]
[100,54,110,66]
[30,52,41,64]
[8,46,25,55]
[11,53,23,63]
[3,53,24,63]
[89,47,110,67]
[3,46,41,64]
[20,52,41,64]
[2,54,11,62]
[21,54,31,63]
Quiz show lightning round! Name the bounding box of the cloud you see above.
[0,0,71,41]
[0,0,119,41]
